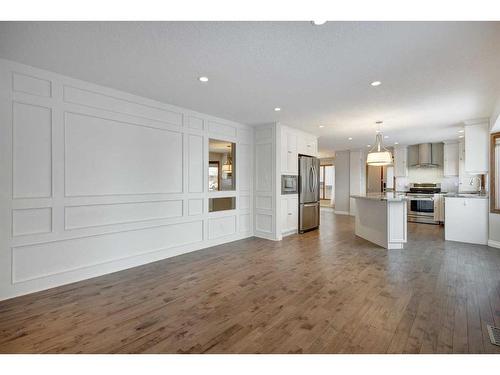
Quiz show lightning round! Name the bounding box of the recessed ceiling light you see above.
[274,107,281,112]
[319,125,324,128]
[458,129,464,133]
[348,137,353,140]
[394,142,399,145]
[459,135,464,138]
[371,81,382,87]
[367,144,371,147]
[198,76,208,82]
[384,135,389,139]
[311,20,327,26]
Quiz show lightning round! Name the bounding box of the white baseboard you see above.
[334,210,350,215]
[488,239,500,249]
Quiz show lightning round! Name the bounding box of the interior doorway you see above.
[319,164,334,207]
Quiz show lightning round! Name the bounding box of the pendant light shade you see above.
[367,132,393,166]
[222,155,232,173]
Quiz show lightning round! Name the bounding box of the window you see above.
[492,132,500,213]
[208,139,235,191]
[319,165,334,200]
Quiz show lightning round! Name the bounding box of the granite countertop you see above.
[350,193,408,202]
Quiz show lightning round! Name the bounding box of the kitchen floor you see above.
[1,211,499,353]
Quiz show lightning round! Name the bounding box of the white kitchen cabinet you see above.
[286,131,298,174]
[281,195,298,235]
[444,197,488,245]
[408,145,419,167]
[443,142,459,176]
[280,127,298,174]
[458,140,478,192]
[297,134,318,157]
[393,146,408,177]
[465,122,489,174]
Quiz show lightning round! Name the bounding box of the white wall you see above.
[0,58,254,300]
[349,150,366,215]
[334,151,350,214]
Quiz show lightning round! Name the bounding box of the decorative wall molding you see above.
[0,58,254,301]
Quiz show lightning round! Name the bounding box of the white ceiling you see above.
[1,21,499,157]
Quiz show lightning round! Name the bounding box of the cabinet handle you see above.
[288,151,292,153]
[288,213,292,215]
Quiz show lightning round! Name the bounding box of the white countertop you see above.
[350,193,408,202]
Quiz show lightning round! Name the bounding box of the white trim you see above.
[281,229,297,237]
[334,210,350,215]
[488,239,500,249]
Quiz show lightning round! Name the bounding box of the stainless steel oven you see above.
[407,194,436,224]
[407,183,440,224]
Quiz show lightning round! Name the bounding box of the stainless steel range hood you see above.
[409,143,441,168]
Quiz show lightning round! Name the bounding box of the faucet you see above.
[469,176,482,193]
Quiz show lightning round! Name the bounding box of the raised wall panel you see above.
[255,143,272,192]
[238,128,252,144]
[12,73,52,97]
[188,134,203,193]
[239,144,251,192]
[65,200,183,230]
[256,196,272,210]
[208,121,236,138]
[240,214,251,233]
[12,220,203,283]
[13,102,52,198]
[208,215,236,240]
[239,195,251,210]
[64,112,183,196]
[255,127,273,142]
[256,214,272,233]
[63,86,182,127]
[188,199,203,216]
[187,116,204,130]
[12,208,52,236]
[240,214,252,232]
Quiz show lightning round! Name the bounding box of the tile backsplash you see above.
[395,167,459,192]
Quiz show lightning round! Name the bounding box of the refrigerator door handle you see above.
[303,202,318,207]
[309,166,313,192]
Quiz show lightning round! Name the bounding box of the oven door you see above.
[407,195,436,223]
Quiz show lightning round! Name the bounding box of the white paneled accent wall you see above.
[254,124,278,240]
[0,58,254,300]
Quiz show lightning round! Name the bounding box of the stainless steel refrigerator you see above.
[299,155,320,233]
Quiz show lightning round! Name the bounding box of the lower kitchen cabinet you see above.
[444,197,488,245]
[281,195,298,235]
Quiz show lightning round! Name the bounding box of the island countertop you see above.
[350,193,408,202]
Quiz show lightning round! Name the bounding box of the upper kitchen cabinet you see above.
[408,145,419,167]
[280,125,318,175]
[443,142,459,176]
[393,146,408,177]
[280,126,298,174]
[459,139,478,192]
[464,121,489,174]
[297,134,318,157]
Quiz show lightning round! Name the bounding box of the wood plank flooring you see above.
[1,210,500,353]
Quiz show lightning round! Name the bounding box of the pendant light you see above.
[367,121,393,166]
[222,150,233,174]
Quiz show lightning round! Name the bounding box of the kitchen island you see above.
[350,193,408,249]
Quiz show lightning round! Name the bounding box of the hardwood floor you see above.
[1,210,500,354]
